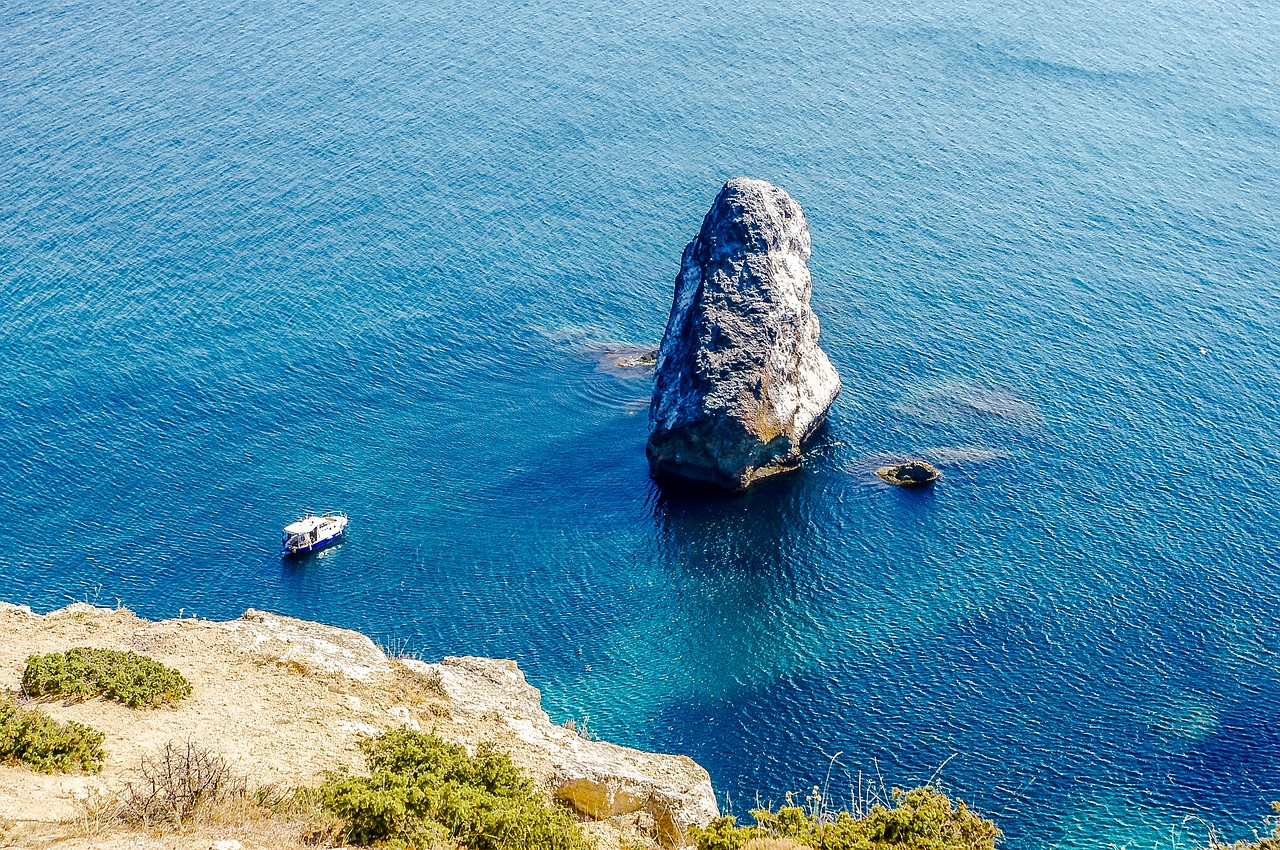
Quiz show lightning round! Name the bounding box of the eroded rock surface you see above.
[220,622,718,843]
[222,608,392,680]
[875,460,940,486]
[407,655,719,847]
[648,178,841,491]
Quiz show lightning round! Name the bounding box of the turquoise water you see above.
[2,0,1278,846]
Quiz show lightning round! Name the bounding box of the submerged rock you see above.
[614,348,658,369]
[582,342,660,374]
[875,460,940,486]
[647,178,841,491]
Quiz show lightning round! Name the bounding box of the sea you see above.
[1,0,1277,846]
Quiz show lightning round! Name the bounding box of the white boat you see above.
[282,512,348,555]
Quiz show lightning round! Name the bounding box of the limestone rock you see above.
[221,609,391,680]
[552,756,718,848]
[875,460,940,486]
[411,655,719,847]
[0,603,718,849]
[648,178,841,491]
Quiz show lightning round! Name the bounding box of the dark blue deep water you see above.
[2,0,1278,845]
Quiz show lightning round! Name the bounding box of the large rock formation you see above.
[647,178,841,491]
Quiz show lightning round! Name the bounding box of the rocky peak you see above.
[647,179,841,491]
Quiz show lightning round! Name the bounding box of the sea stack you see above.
[647,178,841,491]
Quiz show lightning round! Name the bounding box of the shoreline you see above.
[0,601,717,849]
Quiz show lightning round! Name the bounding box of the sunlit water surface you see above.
[2,0,1278,846]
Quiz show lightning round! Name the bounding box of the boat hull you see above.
[283,530,344,555]
[282,512,349,556]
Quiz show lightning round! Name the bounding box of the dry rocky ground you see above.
[0,603,716,850]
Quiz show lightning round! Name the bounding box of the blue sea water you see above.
[2,0,1278,845]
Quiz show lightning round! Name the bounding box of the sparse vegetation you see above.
[23,647,192,708]
[70,783,122,837]
[690,786,999,850]
[417,665,447,699]
[319,728,589,850]
[388,661,448,704]
[118,739,246,827]
[0,695,105,773]
[562,716,598,741]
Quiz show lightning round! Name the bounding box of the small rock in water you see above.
[614,348,658,369]
[875,460,940,487]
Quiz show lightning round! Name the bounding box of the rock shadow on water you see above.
[647,470,816,584]
[650,458,839,629]
[643,426,844,682]
[643,475,838,724]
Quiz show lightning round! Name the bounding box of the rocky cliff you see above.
[0,603,717,850]
[647,178,841,491]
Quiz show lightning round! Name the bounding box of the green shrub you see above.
[23,647,192,708]
[0,696,105,773]
[691,786,1000,850]
[319,728,588,850]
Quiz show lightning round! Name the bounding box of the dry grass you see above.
[119,740,246,828]
[742,840,809,850]
[60,764,351,850]
[382,661,450,708]
[66,782,120,837]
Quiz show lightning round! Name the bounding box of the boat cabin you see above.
[282,512,348,554]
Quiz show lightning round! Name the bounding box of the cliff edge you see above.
[0,602,717,849]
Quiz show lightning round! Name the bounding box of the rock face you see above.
[224,608,392,680]
[0,604,718,849]
[647,178,841,491]
[408,655,719,847]
[220,618,718,845]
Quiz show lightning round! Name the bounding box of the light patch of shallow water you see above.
[842,446,1006,481]
[1062,794,1205,850]
[917,446,1010,464]
[890,380,1045,428]
[1145,696,1220,742]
